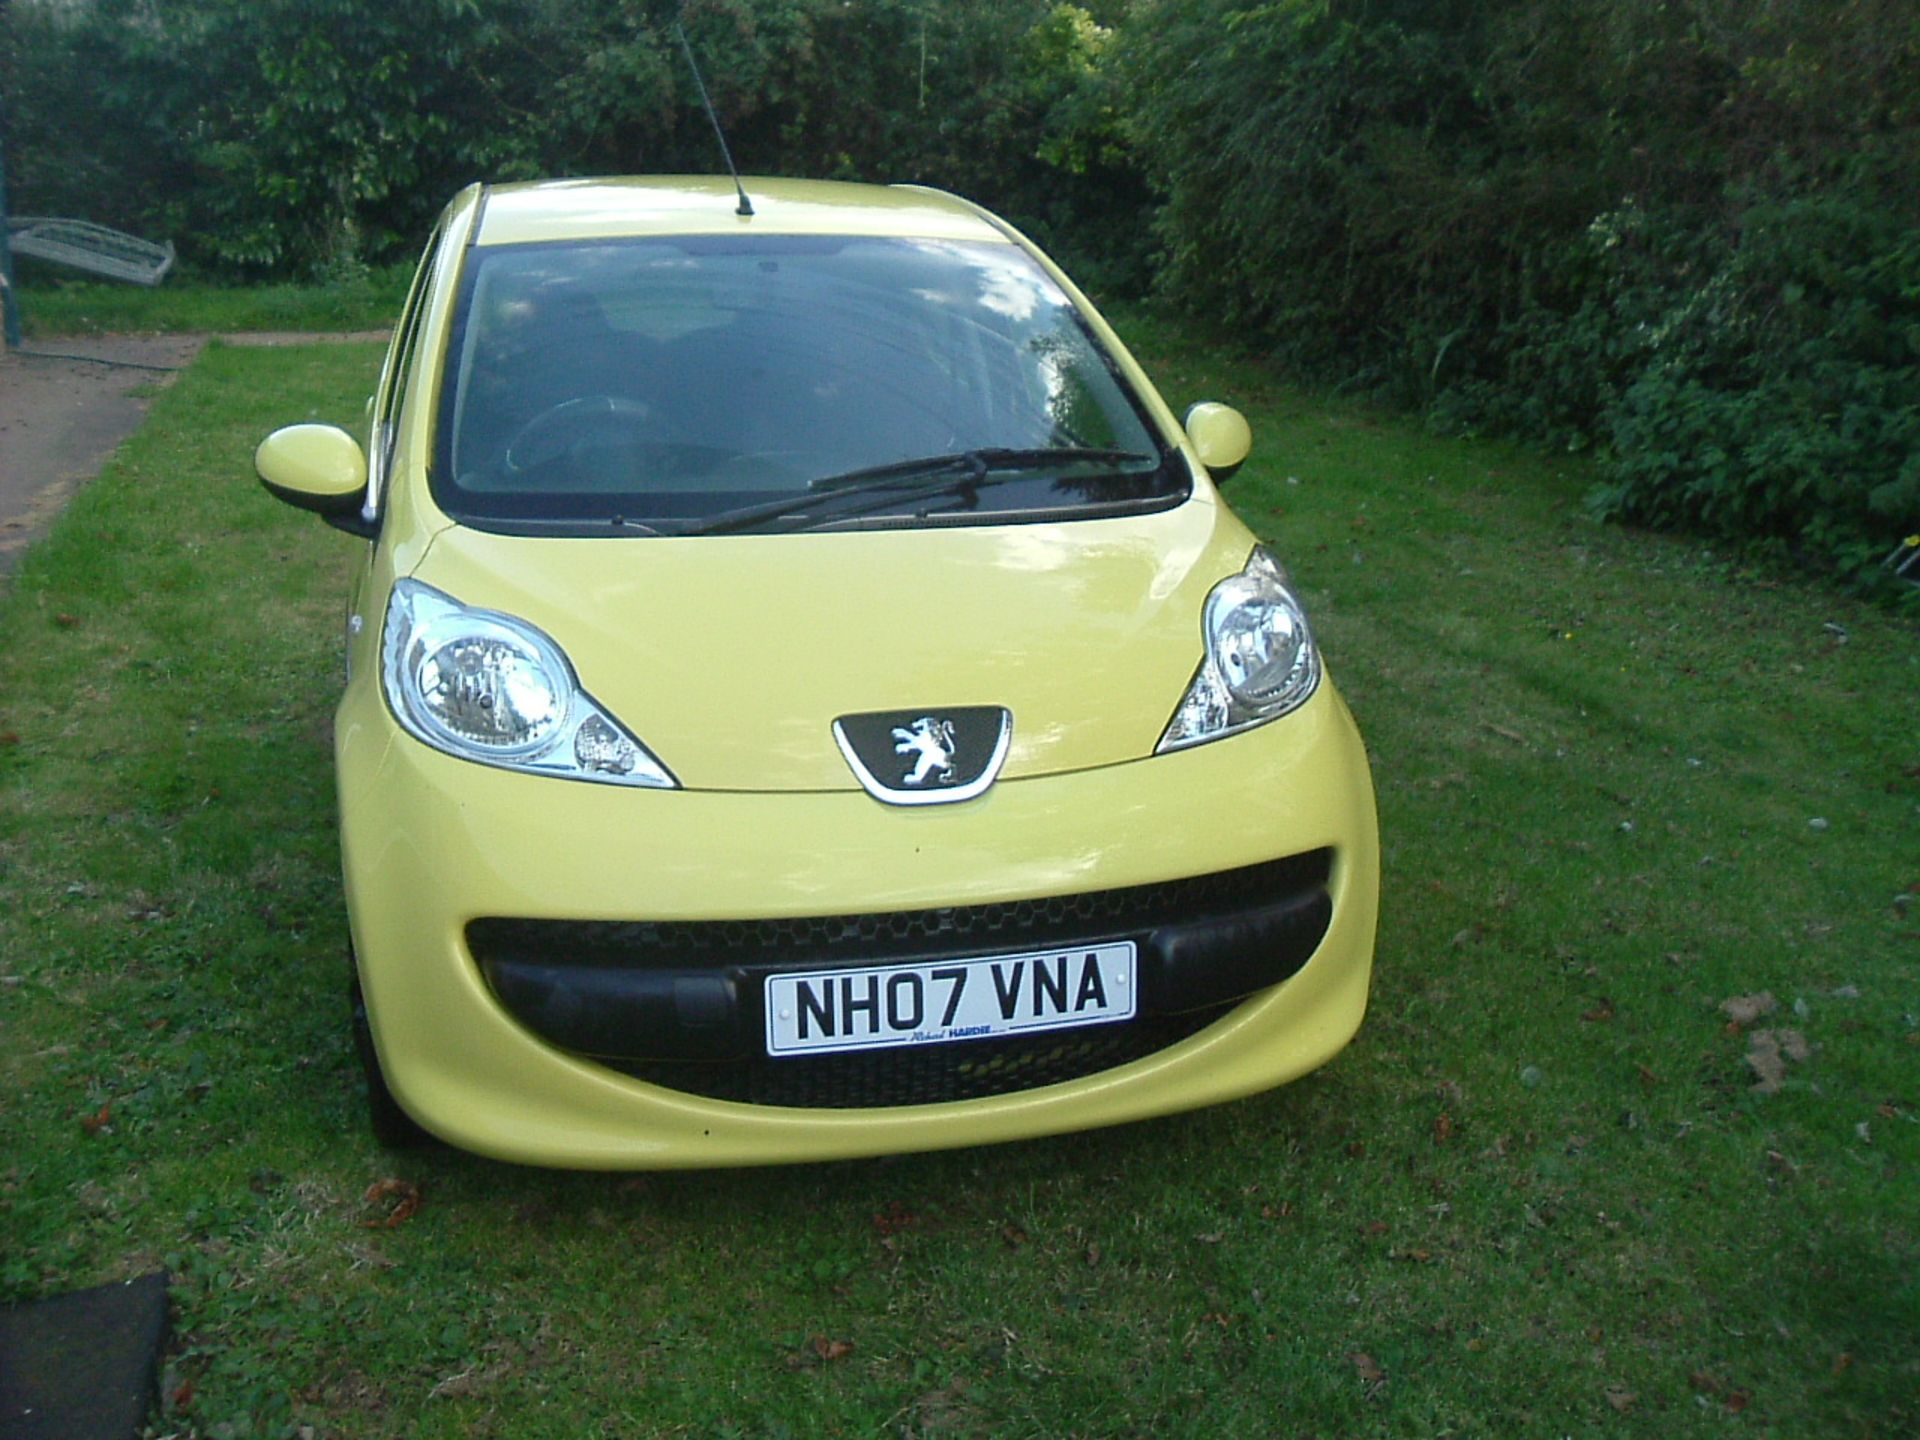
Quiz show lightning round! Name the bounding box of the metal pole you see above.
[0,89,21,349]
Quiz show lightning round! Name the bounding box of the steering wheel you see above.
[503,396,652,476]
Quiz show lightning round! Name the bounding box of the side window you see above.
[367,226,444,514]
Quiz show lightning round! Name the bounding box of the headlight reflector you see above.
[417,634,564,754]
[1159,547,1320,752]
[382,580,675,787]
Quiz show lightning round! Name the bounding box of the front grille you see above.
[605,1006,1232,1107]
[467,848,1331,1110]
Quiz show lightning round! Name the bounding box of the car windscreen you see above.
[431,234,1184,534]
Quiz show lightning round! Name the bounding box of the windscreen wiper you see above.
[678,447,1153,537]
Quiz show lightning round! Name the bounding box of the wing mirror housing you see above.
[1184,402,1252,483]
[255,424,375,538]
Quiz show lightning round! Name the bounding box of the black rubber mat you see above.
[0,1272,169,1440]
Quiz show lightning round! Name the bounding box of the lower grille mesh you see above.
[605,1006,1231,1108]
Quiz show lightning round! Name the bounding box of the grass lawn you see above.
[1,323,1914,1439]
[8,266,411,337]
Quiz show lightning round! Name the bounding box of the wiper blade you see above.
[809,447,1151,493]
[679,447,1153,537]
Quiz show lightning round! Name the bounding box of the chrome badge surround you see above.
[833,708,1013,806]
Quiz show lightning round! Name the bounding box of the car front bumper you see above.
[337,680,1379,1169]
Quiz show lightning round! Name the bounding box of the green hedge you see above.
[2,0,1146,285]
[8,0,1917,585]
[1114,0,1920,589]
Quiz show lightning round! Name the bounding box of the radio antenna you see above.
[673,22,754,218]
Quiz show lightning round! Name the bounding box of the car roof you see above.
[471,177,1010,247]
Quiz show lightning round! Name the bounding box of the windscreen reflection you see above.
[435,236,1176,529]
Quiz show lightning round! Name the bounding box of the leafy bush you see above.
[1590,180,1920,579]
[1115,0,1920,584]
[3,0,548,274]
[1115,0,1517,386]
[1,0,1145,284]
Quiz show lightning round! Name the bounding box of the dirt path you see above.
[0,331,386,577]
[0,335,204,575]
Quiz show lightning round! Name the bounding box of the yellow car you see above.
[255,177,1378,1169]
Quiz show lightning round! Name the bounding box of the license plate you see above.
[764,942,1137,1057]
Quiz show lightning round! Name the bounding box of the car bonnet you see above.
[402,495,1256,794]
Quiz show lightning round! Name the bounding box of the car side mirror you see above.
[1184,402,1252,483]
[255,424,375,538]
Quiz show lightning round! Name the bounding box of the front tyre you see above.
[350,960,433,1150]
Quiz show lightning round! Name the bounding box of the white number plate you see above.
[764,942,1138,1057]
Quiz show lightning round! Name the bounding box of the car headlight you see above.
[381,579,676,788]
[1157,546,1320,752]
